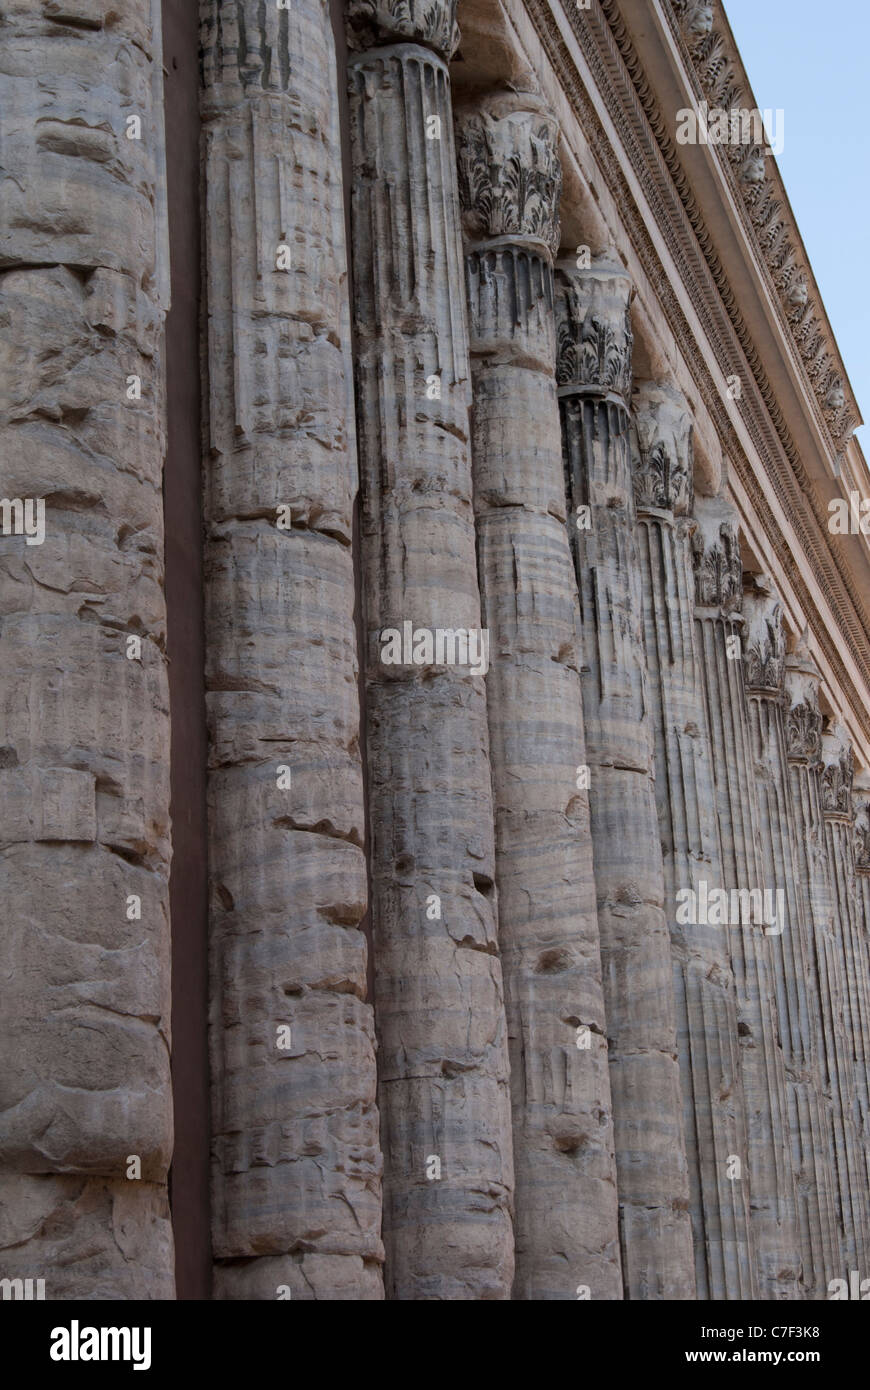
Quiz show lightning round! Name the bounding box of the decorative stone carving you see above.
[632,381,694,515]
[787,702,824,765]
[692,495,742,613]
[821,725,855,820]
[455,92,561,255]
[743,578,786,695]
[784,637,824,766]
[664,1,855,442]
[855,781,870,875]
[672,0,714,50]
[555,252,633,401]
[346,0,459,58]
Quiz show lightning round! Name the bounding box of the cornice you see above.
[517,0,870,748]
[667,0,857,444]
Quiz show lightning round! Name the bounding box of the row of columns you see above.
[5,0,869,1304]
[193,0,870,1298]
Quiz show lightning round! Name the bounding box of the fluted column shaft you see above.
[0,0,174,1296]
[346,1,514,1299]
[785,657,861,1279]
[201,0,383,1299]
[554,261,693,1299]
[853,784,870,1261]
[454,103,622,1300]
[820,725,870,1272]
[691,522,797,1299]
[740,582,834,1296]
[632,386,754,1299]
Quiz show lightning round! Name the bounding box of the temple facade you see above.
[1,0,869,1300]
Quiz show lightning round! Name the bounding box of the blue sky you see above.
[723,0,869,449]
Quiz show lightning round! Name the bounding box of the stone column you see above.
[346,1,514,1299]
[0,0,173,1296]
[741,579,835,1297]
[853,776,870,1258]
[553,257,693,1299]
[454,100,622,1301]
[632,387,754,1299]
[820,722,870,1271]
[200,0,383,1300]
[691,511,800,1300]
[785,647,860,1278]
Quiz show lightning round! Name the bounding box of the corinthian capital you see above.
[742,577,785,696]
[820,722,854,820]
[455,92,561,256]
[784,635,823,765]
[552,252,633,401]
[692,494,742,613]
[631,381,694,515]
[854,777,870,872]
[345,0,459,58]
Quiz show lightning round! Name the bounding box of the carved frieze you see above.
[455,92,561,256]
[666,0,854,441]
[631,381,693,515]
[672,1,714,44]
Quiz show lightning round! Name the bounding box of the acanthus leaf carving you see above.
[742,584,785,695]
[692,497,742,612]
[631,381,693,516]
[820,726,854,819]
[853,794,870,872]
[553,256,633,399]
[456,94,561,255]
[784,635,823,764]
[786,701,823,765]
[345,0,460,58]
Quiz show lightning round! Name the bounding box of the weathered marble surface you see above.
[0,0,173,1298]
[632,386,755,1299]
[742,581,837,1297]
[347,2,515,1299]
[692,530,801,1300]
[201,0,383,1299]
[556,258,693,1300]
[819,722,870,1274]
[458,101,622,1301]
